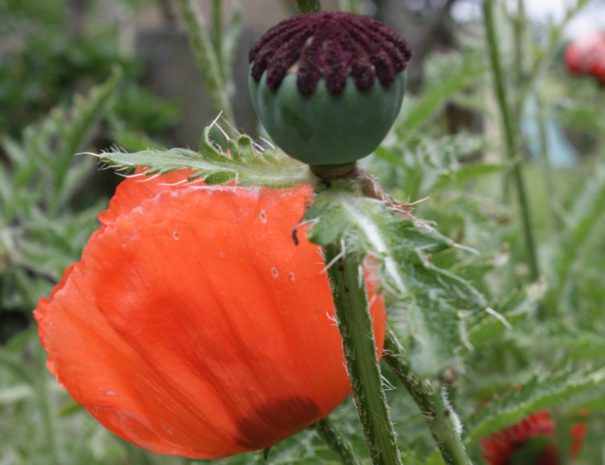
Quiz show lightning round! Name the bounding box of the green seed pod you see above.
[248,12,411,167]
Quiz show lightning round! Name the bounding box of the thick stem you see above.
[316,418,361,465]
[296,0,321,13]
[324,243,403,465]
[383,331,472,465]
[174,0,235,123]
[483,0,540,281]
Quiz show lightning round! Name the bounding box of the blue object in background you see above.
[522,96,578,168]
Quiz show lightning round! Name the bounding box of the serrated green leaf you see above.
[62,69,121,165]
[464,369,605,442]
[433,163,505,191]
[397,53,487,138]
[306,181,486,374]
[374,133,488,199]
[535,329,605,361]
[556,166,605,305]
[467,281,545,349]
[0,69,121,221]
[97,125,312,188]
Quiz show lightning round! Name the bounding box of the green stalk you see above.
[324,242,403,465]
[211,0,224,78]
[383,331,472,465]
[512,0,526,93]
[36,343,60,465]
[483,0,540,281]
[296,0,321,13]
[316,418,361,465]
[174,0,235,123]
[513,0,589,119]
[504,0,525,204]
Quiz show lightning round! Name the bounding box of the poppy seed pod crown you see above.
[248,12,411,167]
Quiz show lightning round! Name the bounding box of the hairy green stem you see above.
[383,331,472,465]
[316,418,361,465]
[324,242,403,465]
[483,0,540,281]
[36,343,60,465]
[296,0,321,13]
[174,0,234,123]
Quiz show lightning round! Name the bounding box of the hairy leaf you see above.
[306,181,486,375]
[1,74,120,311]
[374,133,489,199]
[0,69,120,218]
[556,166,605,305]
[467,281,546,349]
[465,369,605,441]
[96,126,312,188]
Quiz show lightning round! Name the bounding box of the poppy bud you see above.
[248,12,411,167]
[35,172,386,459]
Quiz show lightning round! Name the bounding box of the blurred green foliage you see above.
[0,0,179,321]
[1,0,605,464]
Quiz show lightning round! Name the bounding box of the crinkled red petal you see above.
[35,178,386,459]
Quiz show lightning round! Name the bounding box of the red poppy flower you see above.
[565,32,605,84]
[35,172,387,459]
[481,410,587,465]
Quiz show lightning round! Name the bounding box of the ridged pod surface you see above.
[249,12,411,166]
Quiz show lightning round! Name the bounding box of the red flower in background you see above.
[565,31,605,85]
[35,172,386,459]
[481,411,587,465]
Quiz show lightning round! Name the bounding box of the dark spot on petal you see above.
[291,227,300,246]
[235,396,320,450]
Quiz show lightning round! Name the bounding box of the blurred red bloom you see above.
[570,422,588,458]
[481,410,587,465]
[565,31,605,84]
[35,172,386,459]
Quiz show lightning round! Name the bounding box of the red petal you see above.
[481,411,556,465]
[98,170,194,227]
[570,422,588,458]
[36,182,386,458]
[565,46,583,74]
